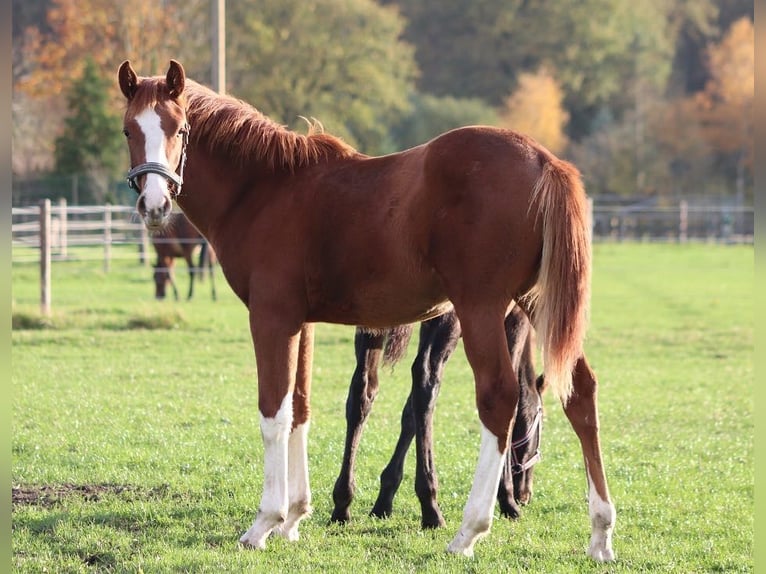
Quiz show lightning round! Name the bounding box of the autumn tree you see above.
[54,58,124,203]
[695,16,754,201]
[13,0,196,174]
[390,93,499,150]
[498,67,569,155]
[226,0,417,154]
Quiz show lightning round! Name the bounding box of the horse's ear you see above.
[166,60,186,99]
[118,60,139,101]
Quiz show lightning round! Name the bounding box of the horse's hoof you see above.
[238,533,267,550]
[588,544,615,562]
[421,512,446,529]
[446,530,476,557]
[369,506,391,519]
[330,509,350,524]
[497,499,521,520]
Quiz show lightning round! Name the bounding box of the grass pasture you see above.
[12,243,753,572]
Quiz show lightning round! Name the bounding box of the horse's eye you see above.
[123,128,130,138]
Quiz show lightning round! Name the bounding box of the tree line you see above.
[12,0,753,205]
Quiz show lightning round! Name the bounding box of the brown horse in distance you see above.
[152,212,217,301]
[118,59,615,560]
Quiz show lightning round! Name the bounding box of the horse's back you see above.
[300,127,549,324]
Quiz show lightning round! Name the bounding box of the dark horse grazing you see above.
[151,211,217,301]
[119,60,615,560]
[332,305,546,528]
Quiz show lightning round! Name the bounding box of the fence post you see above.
[39,199,51,316]
[679,200,688,243]
[58,197,68,258]
[104,203,112,273]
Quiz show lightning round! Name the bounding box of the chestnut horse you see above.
[118,60,615,560]
[152,211,217,301]
[332,305,546,528]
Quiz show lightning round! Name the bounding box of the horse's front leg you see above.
[239,313,303,549]
[275,323,315,541]
[331,328,385,523]
[447,308,518,557]
[563,356,616,562]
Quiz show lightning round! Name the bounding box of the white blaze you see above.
[135,109,172,212]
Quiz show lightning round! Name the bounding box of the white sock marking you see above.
[239,393,293,549]
[447,423,505,557]
[587,468,616,561]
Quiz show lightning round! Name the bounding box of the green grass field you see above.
[12,243,753,572]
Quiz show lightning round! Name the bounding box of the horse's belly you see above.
[305,266,449,328]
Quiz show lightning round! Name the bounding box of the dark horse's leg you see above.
[185,250,196,300]
[370,312,460,528]
[330,328,386,523]
[164,257,179,301]
[200,242,217,301]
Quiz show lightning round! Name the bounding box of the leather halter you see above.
[507,405,543,475]
[126,123,190,196]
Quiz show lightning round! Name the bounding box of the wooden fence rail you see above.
[13,199,754,316]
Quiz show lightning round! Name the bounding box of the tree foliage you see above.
[225,0,417,154]
[695,17,753,196]
[499,67,569,155]
[390,93,500,150]
[11,0,754,201]
[16,0,185,99]
[54,58,124,203]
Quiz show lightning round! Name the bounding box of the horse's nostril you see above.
[137,195,147,215]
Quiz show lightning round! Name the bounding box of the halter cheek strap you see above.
[507,405,543,475]
[126,123,190,195]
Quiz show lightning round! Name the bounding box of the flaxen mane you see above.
[182,80,357,171]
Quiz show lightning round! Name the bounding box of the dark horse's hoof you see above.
[421,507,446,529]
[498,497,522,520]
[329,508,351,524]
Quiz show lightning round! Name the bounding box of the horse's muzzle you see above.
[137,193,173,230]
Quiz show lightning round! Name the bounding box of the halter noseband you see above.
[126,123,190,196]
[507,405,543,475]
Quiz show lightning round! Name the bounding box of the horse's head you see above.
[510,373,547,506]
[118,59,189,231]
[500,305,548,512]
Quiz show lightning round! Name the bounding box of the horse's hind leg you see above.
[330,328,386,523]
[371,312,460,528]
[370,393,415,519]
[447,307,519,557]
[563,355,616,562]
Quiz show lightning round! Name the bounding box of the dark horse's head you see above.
[498,305,548,518]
